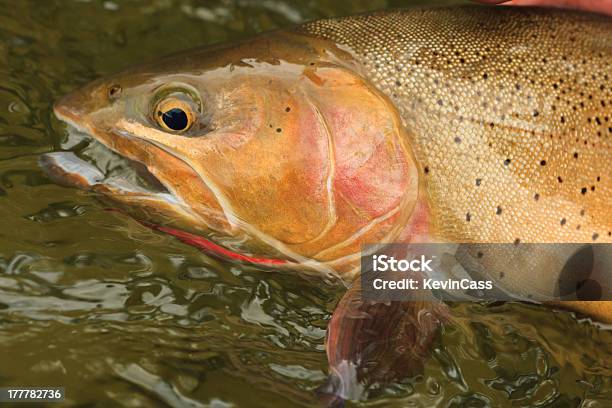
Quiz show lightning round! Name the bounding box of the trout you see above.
[41,5,611,398]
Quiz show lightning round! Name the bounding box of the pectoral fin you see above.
[319,281,447,404]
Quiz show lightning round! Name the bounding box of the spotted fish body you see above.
[297,8,612,392]
[299,6,611,246]
[46,6,612,322]
[43,7,612,397]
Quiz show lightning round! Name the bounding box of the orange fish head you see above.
[50,33,425,281]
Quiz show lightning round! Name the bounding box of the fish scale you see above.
[298,6,612,245]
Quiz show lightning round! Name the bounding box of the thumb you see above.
[472,0,612,16]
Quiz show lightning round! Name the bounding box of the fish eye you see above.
[155,98,194,132]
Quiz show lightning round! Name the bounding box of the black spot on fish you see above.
[496,206,502,215]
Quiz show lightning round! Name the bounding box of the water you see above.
[0,0,610,406]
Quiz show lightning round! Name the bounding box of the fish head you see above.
[50,33,424,280]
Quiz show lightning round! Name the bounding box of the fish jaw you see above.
[39,150,303,269]
[53,90,238,234]
[39,150,198,228]
[50,94,301,269]
[49,100,337,276]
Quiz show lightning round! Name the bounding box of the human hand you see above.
[475,0,612,16]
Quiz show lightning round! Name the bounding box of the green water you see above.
[0,0,610,406]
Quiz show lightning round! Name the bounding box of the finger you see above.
[473,0,612,16]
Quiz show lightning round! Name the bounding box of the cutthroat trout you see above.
[42,4,611,397]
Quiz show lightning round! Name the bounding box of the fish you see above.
[41,5,611,401]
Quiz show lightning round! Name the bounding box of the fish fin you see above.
[319,280,447,403]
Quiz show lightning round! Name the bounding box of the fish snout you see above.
[53,90,89,125]
[53,82,113,127]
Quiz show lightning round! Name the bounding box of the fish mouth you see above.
[43,121,172,198]
[44,107,293,268]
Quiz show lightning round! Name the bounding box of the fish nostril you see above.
[108,84,122,100]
